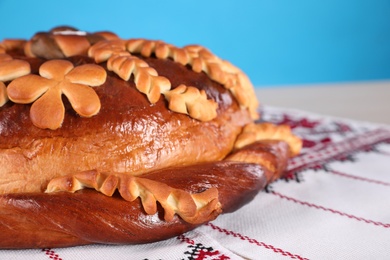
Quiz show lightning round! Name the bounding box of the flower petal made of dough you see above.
[0,53,13,62]
[65,64,107,86]
[39,60,74,81]
[0,82,8,106]
[61,81,101,117]
[0,59,31,82]
[7,74,55,104]
[30,87,65,130]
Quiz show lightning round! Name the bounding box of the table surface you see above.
[255,80,390,125]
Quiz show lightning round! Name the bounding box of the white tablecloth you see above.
[2,106,390,259]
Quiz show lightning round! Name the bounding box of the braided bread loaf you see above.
[0,26,301,248]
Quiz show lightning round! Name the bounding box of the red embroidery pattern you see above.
[195,250,230,260]
[177,234,231,260]
[206,223,309,260]
[288,128,390,173]
[328,169,390,187]
[42,248,62,260]
[274,115,321,130]
[178,234,195,245]
[271,191,390,228]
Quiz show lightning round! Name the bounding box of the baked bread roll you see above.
[0,26,302,248]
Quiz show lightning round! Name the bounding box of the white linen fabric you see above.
[2,106,390,260]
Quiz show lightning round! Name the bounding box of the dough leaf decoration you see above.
[164,84,218,121]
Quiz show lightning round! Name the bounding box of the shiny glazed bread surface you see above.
[0,55,251,194]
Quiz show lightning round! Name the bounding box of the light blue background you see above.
[1,0,389,87]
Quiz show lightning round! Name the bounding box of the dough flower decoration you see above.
[0,49,31,106]
[88,40,171,103]
[7,59,106,129]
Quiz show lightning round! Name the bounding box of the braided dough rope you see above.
[46,170,221,224]
[0,161,269,248]
[127,39,259,119]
